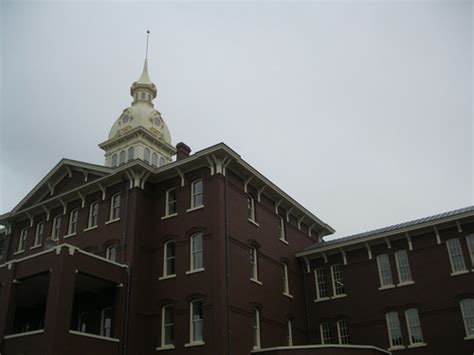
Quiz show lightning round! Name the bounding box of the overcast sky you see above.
[1,1,472,238]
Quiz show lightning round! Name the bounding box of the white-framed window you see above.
[386,311,403,348]
[337,319,350,344]
[163,240,176,276]
[144,148,151,163]
[190,299,204,343]
[320,321,332,344]
[17,228,28,252]
[88,201,99,228]
[460,298,474,338]
[376,254,394,287]
[105,245,117,262]
[314,268,328,300]
[395,250,412,284]
[119,150,126,165]
[278,216,286,241]
[405,308,424,345]
[152,152,158,167]
[68,209,79,235]
[127,146,134,161]
[111,154,118,167]
[282,262,291,296]
[51,215,61,240]
[253,307,261,349]
[248,195,256,222]
[190,232,203,271]
[466,234,474,267]
[190,179,204,209]
[287,320,293,346]
[77,312,88,332]
[446,238,466,274]
[34,222,45,246]
[159,157,166,167]
[250,246,259,281]
[165,188,177,216]
[161,304,174,347]
[331,264,345,296]
[100,307,113,338]
[109,193,120,221]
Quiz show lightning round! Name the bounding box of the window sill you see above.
[465,335,474,341]
[279,238,289,245]
[186,268,205,275]
[388,345,405,351]
[161,213,178,220]
[84,225,98,232]
[186,205,205,213]
[283,292,293,299]
[248,219,260,227]
[30,244,42,250]
[159,274,176,281]
[331,294,347,299]
[13,249,25,255]
[64,233,77,239]
[184,340,205,348]
[378,284,396,291]
[314,297,330,303]
[105,218,120,225]
[408,343,426,348]
[156,345,175,351]
[250,278,263,286]
[451,270,470,277]
[397,281,414,287]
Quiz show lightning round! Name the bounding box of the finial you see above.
[146,30,150,60]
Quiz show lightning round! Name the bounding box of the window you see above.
[253,308,261,349]
[159,157,166,166]
[446,238,466,274]
[190,300,204,343]
[165,188,177,216]
[282,262,291,296]
[377,254,394,287]
[190,179,203,209]
[337,319,350,344]
[144,148,151,163]
[100,307,113,338]
[331,264,345,296]
[314,268,328,300]
[127,146,134,161]
[250,246,259,282]
[119,150,126,165]
[51,215,61,240]
[163,241,175,277]
[105,245,117,262]
[460,299,474,338]
[287,320,293,346]
[278,216,286,241]
[320,321,332,344]
[34,222,45,246]
[109,193,120,221]
[386,312,403,348]
[466,234,474,266]
[77,312,88,332]
[17,228,28,252]
[161,305,174,347]
[68,209,79,235]
[111,154,118,167]
[248,195,256,222]
[405,308,424,345]
[395,250,412,284]
[88,202,99,228]
[152,152,158,167]
[190,232,203,271]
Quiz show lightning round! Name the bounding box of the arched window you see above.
[144,148,151,163]
[152,152,158,167]
[189,300,203,343]
[119,150,126,165]
[190,179,203,209]
[17,228,28,252]
[109,193,121,221]
[165,188,177,216]
[127,146,135,161]
[161,305,174,347]
[247,195,256,222]
[68,209,79,235]
[140,92,145,100]
[253,307,261,349]
[190,232,204,272]
[159,157,166,167]
[88,201,99,228]
[250,246,259,282]
[162,240,175,277]
[111,154,118,167]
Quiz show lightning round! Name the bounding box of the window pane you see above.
[377,254,393,286]
[405,308,423,344]
[447,239,466,273]
[331,264,345,295]
[386,312,403,346]
[315,268,327,299]
[395,250,412,283]
[337,319,350,344]
[321,321,332,344]
[461,299,474,336]
[192,301,203,342]
[467,235,474,265]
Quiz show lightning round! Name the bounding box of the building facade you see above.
[0,59,472,355]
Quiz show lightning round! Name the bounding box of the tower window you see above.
[144,148,151,164]
[152,152,158,167]
[119,150,126,165]
[127,146,135,161]
[111,154,118,167]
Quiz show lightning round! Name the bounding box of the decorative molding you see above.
[244,176,253,193]
[456,220,463,233]
[365,243,372,260]
[433,226,441,244]
[297,215,305,230]
[274,199,283,214]
[65,165,72,178]
[59,198,67,215]
[384,237,391,249]
[405,232,413,251]
[98,183,106,200]
[78,192,85,208]
[26,212,34,227]
[47,182,55,196]
[205,156,215,175]
[257,186,266,202]
[176,168,185,187]
[308,223,316,237]
[286,207,294,222]
[340,248,347,265]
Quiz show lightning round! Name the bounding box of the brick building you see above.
[0,59,472,355]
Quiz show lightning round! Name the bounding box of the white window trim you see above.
[330,264,346,297]
[16,228,28,253]
[162,240,176,278]
[279,216,287,242]
[108,193,121,222]
[68,209,79,236]
[385,312,405,350]
[460,298,474,339]
[395,250,413,285]
[51,216,61,241]
[282,263,292,298]
[190,179,204,210]
[164,188,177,218]
[253,308,261,350]
[33,222,45,247]
[446,238,467,275]
[466,234,474,269]
[320,322,332,345]
[314,268,329,301]
[376,254,394,289]
[88,201,99,228]
[287,320,293,346]
[404,308,425,346]
[188,300,204,346]
[337,319,349,345]
[189,233,204,273]
[100,307,113,338]
[248,195,256,223]
[250,247,260,283]
[161,304,174,347]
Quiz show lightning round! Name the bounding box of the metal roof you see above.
[302,205,474,252]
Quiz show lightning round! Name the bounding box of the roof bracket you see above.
[302,256,311,273]
[47,182,55,196]
[244,177,252,193]
[308,223,316,238]
[26,212,34,227]
[297,215,305,230]
[456,220,463,233]
[176,168,185,187]
[405,232,413,251]
[65,165,72,178]
[286,207,294,222]
[321,251,328,263]
[59,198,67,215]
[206,156,215,175]
[433,226,441,244]
[257,186,266,202]
[340,248,347,265]
[275,199,283,214]
[365,243,373,260]
[78,192,85,208]
[41,205,51,221]
[98,183,106,200]
[384,237,392,249]
[222,157,232,176]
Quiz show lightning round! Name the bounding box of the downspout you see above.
[301,259,313,344]
[224,174,232,355]
[121,183,131,355]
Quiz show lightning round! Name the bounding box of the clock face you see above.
[154,117,161,126]
[122,114,130,124]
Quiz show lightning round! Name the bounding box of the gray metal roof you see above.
[303,205,474,252]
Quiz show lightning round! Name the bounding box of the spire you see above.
[137,59,153,85]
[130,31,157,102]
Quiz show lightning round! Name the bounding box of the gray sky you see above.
[1,1,472,238]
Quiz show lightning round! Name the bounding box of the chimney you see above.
[176,142,191,161]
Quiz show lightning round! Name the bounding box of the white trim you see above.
[76,248,128,268]
[83,226,98,232]
[162,240,175,278]
[184,340,205,347]
[165,188,177,217]
[283,293,293,299]
[279,238,289,245]
[4,329,44,339]
[331,294,347,299]
[186,205,205,213]
[388,345,406,351]
[282,262,291,296]
[451,270,470,277]
[251,344,390,354]
[376,254,394,288]
[404,308,424,346]
[189,232,204,272]
[160,304,174,348]
[394,249,413,284]
[251,278,263,286]
[396,281,414,287]
[248,218,260,227]
[161,213,178,220]
[407,343,427,348]
[63,233,77,239]
[159,274,176,281]
[190,179,204,210]
[314,268,327,301]
[69,330,119,343]
[105,218,120,225]
[156,345,175,351]
[30,244,42,250]
[378,284,396,291]
[287,320,293,346]
[189,299,204,344]
[186,268,205,275]
[253,307,261,349]
[314,297,330,303]
[87,201,99,229]
[465,335,474,340]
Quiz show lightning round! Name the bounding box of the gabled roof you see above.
[298,205,474,256]
[9,159,113,214]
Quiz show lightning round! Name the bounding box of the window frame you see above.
[404,308,424,346]
[253,307,261,349]
[320,321,332,345]
[100,307,113,338]
[250,246,260,283]
[162,240,176,277]
[68,208,79,235]
[189,299,204,344]
[466,234,474,268]
[189,232,204,273]
[446,238,467,274]
[33,222,45,247]
[314,268,328,300]
[165,188,177,217]
[109,193,121,221]
[337,319,350,344]
[287,319,293,346]
[395,249,413,285]
[278,215,286,242]
[161,304,174,347]
[190,179,204,210]
[460,298,474,339]
[376,254,394,288]
[385,311,404,349]
[282,262,292,297]
[87,201,99,228]
[105,244,117,262]
[51,215,61,241]
[248,195,256,222]
[331,264,346,297]
[17,227,28,253]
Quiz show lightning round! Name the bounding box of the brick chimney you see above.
[176,142,191,161]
